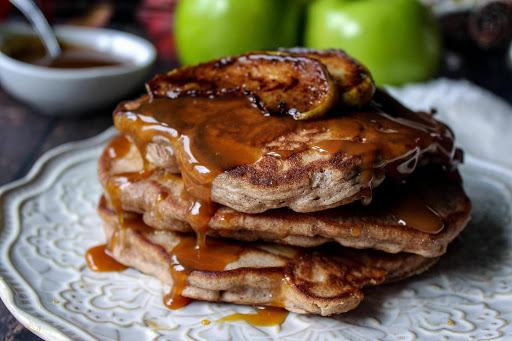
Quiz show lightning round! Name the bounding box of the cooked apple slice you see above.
[281,48,375,107]
[146,52,338,120]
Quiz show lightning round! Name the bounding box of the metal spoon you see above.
[9,0,61,58]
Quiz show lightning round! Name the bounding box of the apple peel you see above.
[281,48,376,108]
[146,52,338,120]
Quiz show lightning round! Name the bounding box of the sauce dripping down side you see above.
[391,196,444,234]
[102,204,297,311]
[163,235,244,309]
[98,205,245,309]
[314,170,446,234]
[102,134,153,224]
[217,306,289,326]
[102,135,447,242]
[101,135,215,252]
[104,88,457,309]
[113,90,457,241]
[85,244,127,272]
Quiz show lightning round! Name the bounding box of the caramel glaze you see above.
[163,235,244,310]
[217,306,289,326]
[115,89,457,189]
[390,196,444,233]
[322,173,446,234]
[94,193,245,309]
[104,88,458,307]
[85,244,127,272]
[111,88,457,237]
[98,198,244,309]
[101,202,298,313]
[103,134,153,224]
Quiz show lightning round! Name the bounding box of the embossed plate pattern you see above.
[1,80,512,340]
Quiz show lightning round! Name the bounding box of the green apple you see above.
[175,0,304,66]
[304,0,441,85]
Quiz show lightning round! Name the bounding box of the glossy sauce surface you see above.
[113,89,455,237]
[391,196,444,234]
[104,86,457,310]
[163,236,244,310]
[102,205,294,311]
[103,135,152,224]
[4,37,127,69]
[85,244,127,272]
[217,306,289,326]
[314,175,446,234]
[116,90,456,190]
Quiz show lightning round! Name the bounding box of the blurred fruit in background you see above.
[174,0,305,66]
[305,0,441,86]
[3,0,509,86]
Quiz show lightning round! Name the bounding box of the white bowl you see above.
[0,24,156,115]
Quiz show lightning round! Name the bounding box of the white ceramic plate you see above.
[1,82,512,340]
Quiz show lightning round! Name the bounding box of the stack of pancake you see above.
[97,49,471,316]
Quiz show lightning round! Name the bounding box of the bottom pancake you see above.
[98,198,438,316]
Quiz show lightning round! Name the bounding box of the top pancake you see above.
[113,88,458,214]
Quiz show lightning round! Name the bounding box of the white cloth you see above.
[388,78,512,167]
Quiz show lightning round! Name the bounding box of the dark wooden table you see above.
[0,46,511,340]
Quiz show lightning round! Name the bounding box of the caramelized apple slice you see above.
[146,52,338,120]
[281,48,375,108]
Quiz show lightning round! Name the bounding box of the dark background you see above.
[0,1,511,339]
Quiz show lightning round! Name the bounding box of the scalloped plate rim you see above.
[0,126,117,341]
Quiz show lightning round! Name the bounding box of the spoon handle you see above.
[9,0,61,58]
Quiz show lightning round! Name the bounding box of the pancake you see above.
[113,88,458,214]
[98,136,471,258]
[98,199,439,316]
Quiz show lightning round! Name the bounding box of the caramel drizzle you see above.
[102,135,150,224]
[85,244,127,272]
[101,205,296,314]
[103,89,454,309]
[117,91,455,183]
[114,91,456,216]
[163,236,244,310]
[390,196,444,234]
[99,135,215,308]
[105,170,152,225]
[217,306,289,326]
[93,198,246,309]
